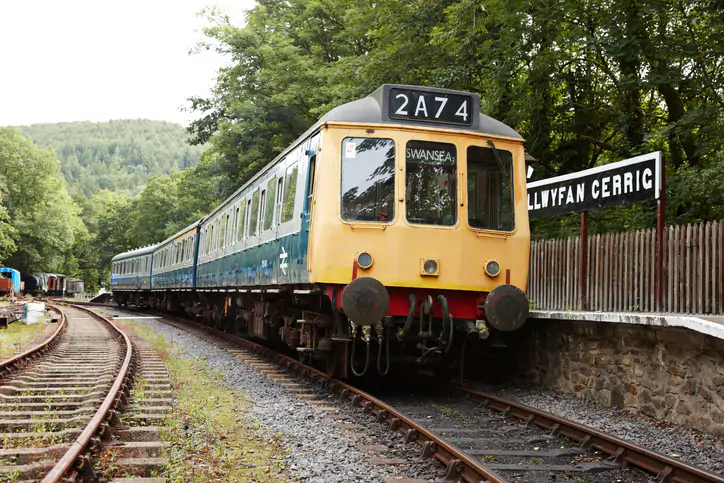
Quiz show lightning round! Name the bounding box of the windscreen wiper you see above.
[487,139,509,177]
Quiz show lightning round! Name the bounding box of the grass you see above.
[0,320,49,359]
[114,320,288,482]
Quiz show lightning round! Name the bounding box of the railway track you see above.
[86,304,724,483]
[0,304,168,482]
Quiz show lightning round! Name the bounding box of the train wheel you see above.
[324,349,344,378]
[318,339,343,378]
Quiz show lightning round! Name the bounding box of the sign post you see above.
[528,152,664,312]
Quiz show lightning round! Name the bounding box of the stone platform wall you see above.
[509,320,724,434]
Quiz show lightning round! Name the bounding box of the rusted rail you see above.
[87,306,504,483]
[451,385,724,483]
[82,304,724,483]
[41,304,135,483]
[0,305,66,379]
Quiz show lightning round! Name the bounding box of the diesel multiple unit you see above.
[111,85,531,378]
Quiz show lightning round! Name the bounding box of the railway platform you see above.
[530,310,724,340]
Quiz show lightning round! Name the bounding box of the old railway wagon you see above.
[111,85,531,378]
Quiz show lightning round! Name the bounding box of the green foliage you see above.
[21,120,205,197]
[0,127,85,272]
[189,0,724,235]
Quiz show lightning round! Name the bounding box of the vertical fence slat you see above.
[618,232,624,311]
[711,221,719,314]
[680,225,686,313]
[645,228,651,312]
[698,223,704,314]
[603,233,609,311]
[650,228,656,312]
[614,232,620,311]
[705,222,711,313]
[686,224,692,314]
[565,238,571,309]
[623,231,629,311]
[554,239,560,310]
[666,226,676,312]
[717,224,724,314]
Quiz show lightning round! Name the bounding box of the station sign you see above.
[527,152,663,219]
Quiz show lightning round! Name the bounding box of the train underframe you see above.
[115,282,528,379]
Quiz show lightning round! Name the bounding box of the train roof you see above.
[112,243,161,262]
[318,85,523,139]
[154,219,204,249]
[203,84,523,221]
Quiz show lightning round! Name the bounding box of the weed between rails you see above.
[116,320,289,482]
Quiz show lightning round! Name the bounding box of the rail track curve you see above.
[81,303,724,483]
[0,304,136,482]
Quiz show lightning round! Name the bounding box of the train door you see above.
[303,154,316,234]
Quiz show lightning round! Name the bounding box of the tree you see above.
[0,128,85,272]
[188,0,724,236]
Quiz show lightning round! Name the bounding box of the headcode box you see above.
[527,152,663,219]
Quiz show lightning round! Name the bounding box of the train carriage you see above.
[111,244,157,303]
[114,85,531,378]
[151,221,201,296]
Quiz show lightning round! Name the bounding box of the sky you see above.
[0,0,255,127]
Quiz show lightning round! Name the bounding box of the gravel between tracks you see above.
[479,385,724,475]
[127,315,441,482]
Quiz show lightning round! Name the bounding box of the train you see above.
[21,273,85,296]
[111,85,531,378]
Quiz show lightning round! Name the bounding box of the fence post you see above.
[580,211,589,311]
[656,160,666,311]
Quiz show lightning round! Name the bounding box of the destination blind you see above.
[527,152,663,219]
[388,88,473,126]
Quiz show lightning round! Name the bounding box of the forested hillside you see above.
[22,120,205,196]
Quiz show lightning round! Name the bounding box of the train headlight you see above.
[421,258,439,277]
[485,260,501,278]
[357,252,374,270]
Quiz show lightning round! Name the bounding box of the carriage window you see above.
[406,141,457,226]
[208,225,214,255]
[220,214,228,248]
[215,219,221,251]
[234,205,240,242]
[341,137,395,222]
[467,145,515,231]
[250,191,260,237]
[238,200,247,240]
[264,178,276,231]
[275,177,284,224]
[282,163,298,222]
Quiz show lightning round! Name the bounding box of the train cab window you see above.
[250,191,260,237]
[467,145,515,231]
[282,163,298,222]
[264,178,276,231]
[405,141,457,226]
[341,137,395,222]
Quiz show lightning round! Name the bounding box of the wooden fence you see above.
[528,221,723,314]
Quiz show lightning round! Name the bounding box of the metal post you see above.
[656,161,666,311]
[580,211,589,311]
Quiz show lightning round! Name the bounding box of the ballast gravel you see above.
[125,314,442,482]
[481,385,724,475]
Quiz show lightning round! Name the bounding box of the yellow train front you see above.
[301,85,530,377]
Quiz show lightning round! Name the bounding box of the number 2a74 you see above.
[393,93,468,122]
